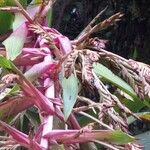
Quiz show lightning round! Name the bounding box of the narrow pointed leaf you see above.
[93,63,136,97]
[0,120,30,146]
[93,63,149,112]
[0,120,43,150]
[10,62,55,114]
[3,23,28,60]
[0,56,12,69]
[62,74,78,121]
[44,130,134,145]
[0,96,34,121]
[108,130,135,145]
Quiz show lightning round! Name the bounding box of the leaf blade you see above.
[3,23,28,60]
[93,63,135,97]
[62,74,78,121]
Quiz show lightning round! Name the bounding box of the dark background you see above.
[52,0,150,63]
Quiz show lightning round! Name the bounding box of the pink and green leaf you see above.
[43,130,135,145]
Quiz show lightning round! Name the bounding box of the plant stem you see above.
[14,0,33,23]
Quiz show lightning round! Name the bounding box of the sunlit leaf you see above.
[62,73,78,121]
[0,84,19,101]
[93,63,149,112]
[3,23,28,60]
[8,84,20,95]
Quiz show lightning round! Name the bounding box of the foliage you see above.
[0,0,149,150]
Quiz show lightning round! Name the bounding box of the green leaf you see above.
[62,73,78,121]
[93,63,149,112]
[93,63,136,98]
[0,0,27,7]
[0,12,14,35]
[0,0,27,35]
[47,8,52,27]
[108,130,134,145]
[25,109,40,128]
[0,0,14,7]
[3,23,28,60]
[8,84,20,95]
[0,56,12,69]
[122,98,145,112]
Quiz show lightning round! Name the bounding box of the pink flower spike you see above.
[27,85,55,115]
[40,116,53,149]
[30,140,46,150]
[43,130,78,139]
[0,121,45,150]
[24,61,57,81]
[0,120,30,147]
[22,48,47,56]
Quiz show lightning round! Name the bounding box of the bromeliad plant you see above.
[0,0,150,149]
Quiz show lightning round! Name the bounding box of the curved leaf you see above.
[3,23,28,60]
[93,63,137,98]
[62,73,78,121]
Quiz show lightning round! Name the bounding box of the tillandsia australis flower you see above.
[0,1,149,150]
[0,2,73,149]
